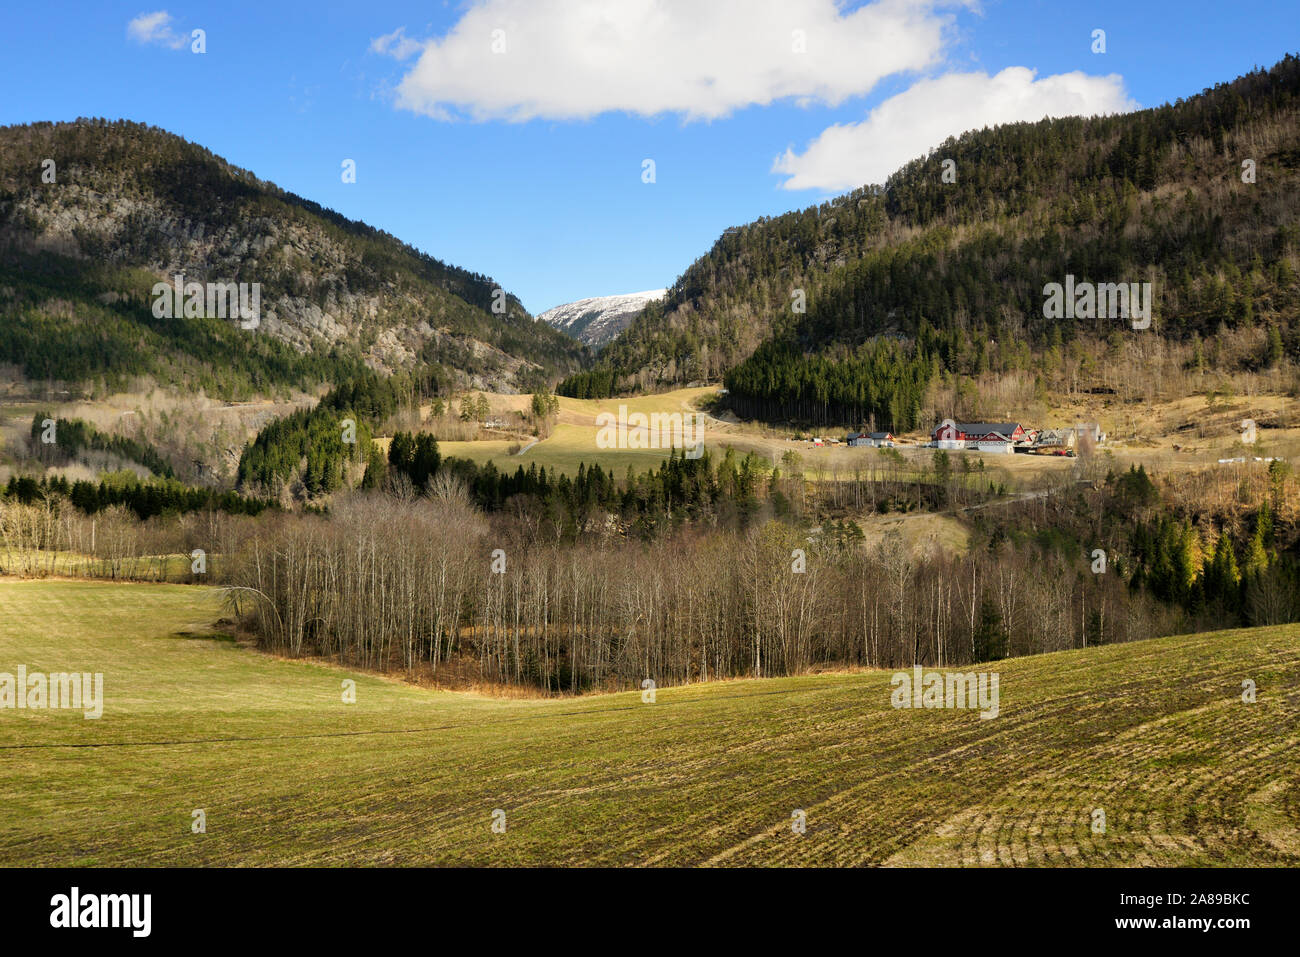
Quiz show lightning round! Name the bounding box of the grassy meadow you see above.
[2,578,1298,866]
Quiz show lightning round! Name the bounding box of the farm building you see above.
[846,431,896,447]
[973,435,1015,454]
[1075,422,1106,444]
[931,420,1027,449]
[963,423,1027,443]
[933,419,965,449]
[1033,428,1076,450]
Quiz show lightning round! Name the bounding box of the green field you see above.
[2,578,1298,866]
[436,421,687,475]
[433,387,724,476]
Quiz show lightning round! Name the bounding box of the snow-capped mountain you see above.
[537,289,668,349]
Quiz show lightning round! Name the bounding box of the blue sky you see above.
[2,1,1297,314]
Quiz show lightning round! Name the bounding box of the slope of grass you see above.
[435,387,723,475]
[1,578,1297,866]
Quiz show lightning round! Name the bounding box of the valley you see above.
[1,48,1298,884]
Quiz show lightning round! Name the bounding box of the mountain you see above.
[0,119,585,399]
[538,289,667,348]
[572,55,1300,421]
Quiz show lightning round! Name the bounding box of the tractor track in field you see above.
[0,681,864,752]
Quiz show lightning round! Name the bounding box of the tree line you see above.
[229,492,1183,692]
[5,432,1295,691]
[3,474,272,519]
[225,455,1299,692]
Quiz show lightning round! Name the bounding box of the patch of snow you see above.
[537,289,667,348]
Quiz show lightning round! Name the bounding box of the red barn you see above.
[933,419,963,443]
[932,421,1027,444]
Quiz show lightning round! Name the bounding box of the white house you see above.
[1075,422,1106,444]
[846,431,896,447]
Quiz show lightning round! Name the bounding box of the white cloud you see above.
[773,67,1138,191]
[370,26,423,62]
[391,0,965,122]
[127,11,187,50]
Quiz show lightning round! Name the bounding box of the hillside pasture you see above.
[1,579,1297,866]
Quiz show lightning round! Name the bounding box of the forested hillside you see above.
[0,119,584,398]
[576,56,1300,428]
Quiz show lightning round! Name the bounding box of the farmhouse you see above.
[1075,422,1106,444]
[846,431,895,447]
[1033,428,1075,450]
